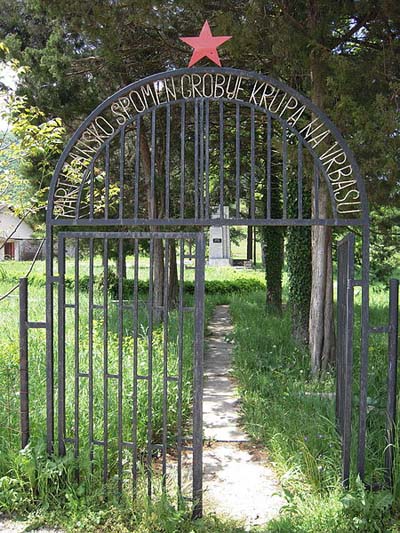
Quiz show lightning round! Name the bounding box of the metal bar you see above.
[74,239,80,463]
[385,279,399,488]
[235,103,240,219]
[52,217,367,228]
[266,113,271,219]
[192,232,205,519]
[313,160,319,219]
[282,126,287,219]
[177,239,185,495]
[205,99,210,219]
[165,105,171,219]
[26,321,46,329]
[89,159,95,220]
[147,238,155,497]
[194,100,199,220]
[150,110,156,219]
[357,225,370,480]
[117,237,124,492]
[58,235,66,456]
[88,238,94,467]
[134,116,140,219]
[180,102,186,219]
[19,277,29,449]
[342,233,355,488]
[105,142,110,219]
[250,106,255,219]
[103,238,109,484]
[370,326,390,334]
[162,239,170,488]
[119,126,125,219]
[219,100,224,218]
[199,99,204,218]
[46,228,54,454]
[132,238,139,495]
[298,142,303,219]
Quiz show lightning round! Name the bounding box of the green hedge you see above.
[9,272,265,297]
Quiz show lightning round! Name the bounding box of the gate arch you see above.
[47,67,369,226]
[44,67,371,517]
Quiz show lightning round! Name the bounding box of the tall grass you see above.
[229,289,399,532]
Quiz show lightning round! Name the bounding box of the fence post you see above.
[19,277,29,449]
[385,279,399,487]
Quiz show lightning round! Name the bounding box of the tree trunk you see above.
[247,223,253,261]
[308,4,336,376]
[308,62,335,374]
[140,126,165,324]
[168,239,178,309]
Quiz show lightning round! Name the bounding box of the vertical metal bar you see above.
[88,238,94,467]
[192,232,205,519]
[165,105,171,219]
[89,160,95,220]
[180,102,186,219]
[298,142,303,219]
[313,160,319,220]
[282,126,288,219]
[103,238,109,484]
[147,238,155,497]
[336,242,344,432]
[134,116,141,220]
[194,100,199,220]
[117,237,124,492]
[266,113,271,219]
[58,235,66,456]
[235,104,241,219]
[119,126,125,219]
[250,107,255,219]
[357,225,370,480]
[74,239,80,462]
[162,239,170,488]
[132,239,139,495]
[46,228,54,454]
[19,277,29,449]
[385,279,399,487]
[105,142,110,219]
[177,239,185,496]
[150,109,156,219]
[205,99,210,219]
[342,233,355,488]
[199,99,204,218]
[219,100,224,218]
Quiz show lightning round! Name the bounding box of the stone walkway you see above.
[0,517,61,533]
[202,305,285,528]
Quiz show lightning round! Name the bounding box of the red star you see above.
[180,20,232,67]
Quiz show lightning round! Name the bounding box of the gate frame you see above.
[41,67,375,514]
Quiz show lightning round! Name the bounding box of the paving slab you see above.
[203,305,285,527]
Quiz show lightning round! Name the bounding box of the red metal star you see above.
[180,20,232,67]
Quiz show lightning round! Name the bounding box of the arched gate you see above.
[18,67,398,518]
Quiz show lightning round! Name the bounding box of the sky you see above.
[0,63,18,131]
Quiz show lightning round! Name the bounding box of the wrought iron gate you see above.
[55,231,204,515]
[17,67,399,516]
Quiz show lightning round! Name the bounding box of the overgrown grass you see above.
[230,289,400,532]
[0,257,399,531]
[0,260,257,531]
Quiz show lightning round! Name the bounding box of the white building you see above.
[0,204,43,261]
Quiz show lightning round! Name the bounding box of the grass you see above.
[229,289,400,532]
[0,257,399,531]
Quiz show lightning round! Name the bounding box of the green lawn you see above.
[0,256,398,531]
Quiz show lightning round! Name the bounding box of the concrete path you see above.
[203,305,285,528]
[0,517,62,532]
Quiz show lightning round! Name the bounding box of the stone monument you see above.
[208,206,231,266]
